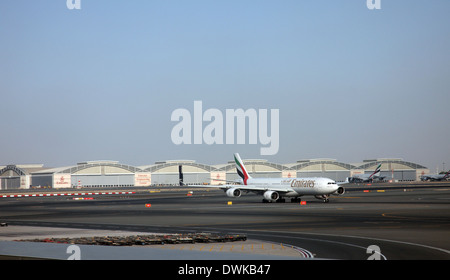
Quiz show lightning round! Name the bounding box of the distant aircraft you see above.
[180,153,345,203]
[420,170,450,181]
[347,164,385,183]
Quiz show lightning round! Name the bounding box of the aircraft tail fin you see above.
[179,165,184,186]
[369,164,382,179]
[234,153,251,185]
[444,170,450,179]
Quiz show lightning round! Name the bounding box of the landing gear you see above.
[262,198,303,203]
[315,195,330,203]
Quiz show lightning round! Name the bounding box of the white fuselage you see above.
[244,177,340,197]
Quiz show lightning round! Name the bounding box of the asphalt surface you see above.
[1,184,450,260]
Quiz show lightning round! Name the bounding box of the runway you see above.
[1,185,450,260]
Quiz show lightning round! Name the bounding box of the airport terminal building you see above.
[0,158,430,190]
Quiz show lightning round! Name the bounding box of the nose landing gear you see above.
[314,195,330,203]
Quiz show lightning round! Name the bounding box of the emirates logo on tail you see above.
[234,153,251,185]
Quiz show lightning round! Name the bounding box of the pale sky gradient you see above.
[1,1,449,172]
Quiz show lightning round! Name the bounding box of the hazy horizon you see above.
[1,1,449,172]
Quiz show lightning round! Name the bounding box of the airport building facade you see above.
[0,158,430,190]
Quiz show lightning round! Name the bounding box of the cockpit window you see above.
[328,182,336,185]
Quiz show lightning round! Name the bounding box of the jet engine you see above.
[333,187,345,195]
[263,191,279,201]
[226,188,241,198]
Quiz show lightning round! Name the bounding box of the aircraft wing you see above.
[182,183,293,195]
[179,163,292,194]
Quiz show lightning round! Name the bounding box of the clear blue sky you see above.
[1,0,449,171]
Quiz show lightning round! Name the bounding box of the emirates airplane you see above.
[182,153,345,203]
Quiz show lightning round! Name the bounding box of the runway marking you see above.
[382,212,450,223]
[246,229,450,258]
[254,231,388,259]
[0,191,136,198]
[186,222,449,259]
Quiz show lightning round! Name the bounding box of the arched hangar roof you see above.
[0,165,28,176]
[217,160,285,172]
[357,159,428,170]
[0,164,46,176]
[56,161,141,174]
[143,161,213,173]
[288,159,357,171]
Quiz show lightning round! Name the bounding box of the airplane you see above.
[420,170,450,181]
[346,163,385,183]
[180,153,345,203]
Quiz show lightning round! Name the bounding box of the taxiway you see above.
[1,184,449,259]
